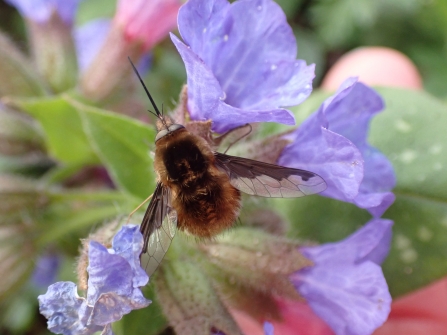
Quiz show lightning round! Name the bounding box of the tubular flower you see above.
[290,219,393,335]
[4,0,81,25]
[279,78,395,216]
[38,225,150,335]
[172,0,315,133]
[115,0,182,51]
[80,0,181,101]
[75,19,112,72]
[172,0,372,209]
[5,0,80,92]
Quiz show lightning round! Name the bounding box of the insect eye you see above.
[155,129,169,142]
[168,124,185,132]
[155,124,185,142]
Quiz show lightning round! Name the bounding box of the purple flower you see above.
[31,253,60,289]
[5,0,81,24]
[38,225,150,335]
[75,19,152,74]
[290,218,393,335]
[172,0,314,133]
[75,19,112,72]
[263,322,274,335]
[279,78,395,216]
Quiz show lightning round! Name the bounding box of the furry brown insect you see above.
[154,120,241,238]
[128,59,327,275]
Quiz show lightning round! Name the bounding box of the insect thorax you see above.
[159,132,210,187]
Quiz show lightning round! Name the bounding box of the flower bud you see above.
[80,0,182,102]
[0,31,47,97]
[27,13,78,93]
[199,228,312,300]
[155,260,244,335]
[115,0,182,51]
[5,0,80,92]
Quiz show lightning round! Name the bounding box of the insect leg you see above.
[126,193,154,224]
[214,123,253,154]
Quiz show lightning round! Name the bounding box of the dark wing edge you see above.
[140,182,177,276]
[214,152,327,198]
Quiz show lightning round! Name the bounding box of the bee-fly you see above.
[128,59,327,275]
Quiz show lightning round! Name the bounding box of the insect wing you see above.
[140,182,177,276]
[214,152,326,198]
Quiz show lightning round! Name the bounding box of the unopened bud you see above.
[155,261,243,335]
[27,13,78,93]
[80,0,181,103]
[0,30,47,97]
[79,24,143,103]
[199,228,312,300]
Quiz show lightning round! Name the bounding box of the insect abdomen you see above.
[175,171,241,237]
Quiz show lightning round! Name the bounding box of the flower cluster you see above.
[169,0,395,333]
[13,0,396,334]
[38,225,150,335]
[4,0,180,99]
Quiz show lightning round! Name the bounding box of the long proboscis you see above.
[128,57,165,123]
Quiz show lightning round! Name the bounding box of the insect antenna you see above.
[128,57,168,129]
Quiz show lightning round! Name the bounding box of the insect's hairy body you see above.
[128,57,326,276]
[154,127,241,237]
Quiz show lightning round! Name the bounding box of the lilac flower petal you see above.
[279,126,364,201]
[86,226,150,324]
[323,79,396,216]
[291,219,393,335]
[263,321,274,335]
[171,34,295,132]
[90,290,150,325]
[353,191,395,218]
[87,241,133,302]
[110,225,148,287]
[302,219,393,265]
[179,0,314,108]
[294,262,390,335]
[38,225,150,335]
[175,0,314,132]
[279,78,395,214]
[38,282,101,335]
[75,19,112,72]
[5,0,80,24]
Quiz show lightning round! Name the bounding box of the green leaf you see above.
[8,96,97,165]
[71,100,156,199]
[370,87,447,296]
